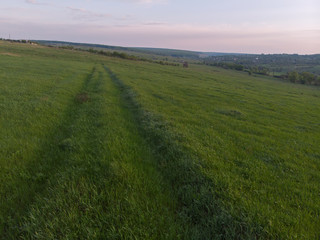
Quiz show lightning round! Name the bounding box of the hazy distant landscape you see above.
[30,39,320,85]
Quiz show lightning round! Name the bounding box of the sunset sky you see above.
[1,0,319,54]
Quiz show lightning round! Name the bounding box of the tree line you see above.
[204,62,270,76]
[203,60,320,86]
[285,71,320,85]
[59,46,180,67]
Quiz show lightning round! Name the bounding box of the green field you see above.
[1,41,319,239]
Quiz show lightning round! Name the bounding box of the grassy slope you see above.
[1,41,319,239]
[36,40,201,61]
[0,42,182,239]
[104,59,320,239]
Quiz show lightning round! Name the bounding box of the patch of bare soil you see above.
[75,92,90,103]
[0,52,20,57]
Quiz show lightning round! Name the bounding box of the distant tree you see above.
[288,71,300,83]
[252,66,258,73]
[234,64,244,71]
[300,72,316,85]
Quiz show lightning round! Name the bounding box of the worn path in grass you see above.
[15,64,182,239]
[104,59,320,239]
[1,68,96,237]
[2,41,319,239]
[105,65,267,239]
[0,48,183,239]
[0,53,93,236]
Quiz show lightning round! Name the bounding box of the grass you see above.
[104,59,320,239]
[1,40,320,239]
[0,42,182,239]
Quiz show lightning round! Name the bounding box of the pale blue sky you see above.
[0,0,319,53]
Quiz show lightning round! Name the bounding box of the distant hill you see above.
[22,40,320,61]
[34,40,242,59]
[34,40,320,77]
[35,40,132,52]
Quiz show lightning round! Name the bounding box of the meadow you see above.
[0,41,319,239]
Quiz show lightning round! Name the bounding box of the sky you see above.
[0,0,319,54]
